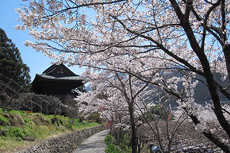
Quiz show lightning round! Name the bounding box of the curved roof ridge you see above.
[43,63,77,76]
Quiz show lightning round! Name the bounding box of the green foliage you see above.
[0,116,8,126]
[23,117,30,123]
[0,108,3,114]
[88,112,101,123]
[151,105,162,116]
[119,132,132,153]
[143,105,174,122]
[0,126,37,141]
[0,109,100,142]
[9,110,26,115]
[105,134,112,144]
[22,126,37,141]
[0,28,30,87]
[0,108,101,152]
[105,134,121,153]
[8,127,24,138]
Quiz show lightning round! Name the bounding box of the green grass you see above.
[105,134,121,153]
[0,108,101,153]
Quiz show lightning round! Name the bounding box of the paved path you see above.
[73,130,108,153]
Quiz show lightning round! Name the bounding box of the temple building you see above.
[31,64,84,95]
[30,64,84,116]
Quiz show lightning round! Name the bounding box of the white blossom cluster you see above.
[75,70,154,129]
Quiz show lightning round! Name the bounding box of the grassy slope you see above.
[0,108,100,153]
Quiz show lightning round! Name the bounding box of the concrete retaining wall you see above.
[18,126,105,153]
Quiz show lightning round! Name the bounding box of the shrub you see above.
[105,134,112,144]
[22,127,37,141]
[65,119,74,129]
[51,117,59,126]
[9,110,25,115]
[143,105,174,121]
[105,134,121,153]
[0,128,8,136]
[6,126,37,140]
[119,132,132,152]
[3,112,25,126]
[0,115,8,125]
[9,127,24,138]
[88,112,101,123]
[23,117,31,123]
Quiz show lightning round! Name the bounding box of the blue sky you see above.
[0,1,85,81]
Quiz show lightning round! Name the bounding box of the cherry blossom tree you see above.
[17,0,230,152]
[75,69,188,153]
[76,70,152,152]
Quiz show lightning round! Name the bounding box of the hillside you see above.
[0,108,100,153]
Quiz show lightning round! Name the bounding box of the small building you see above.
[31,64,84,116]
[31,64,84,95]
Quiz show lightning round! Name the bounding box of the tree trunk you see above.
[223,44,230,82]
[129,102,138,153]
[200,56,230,139]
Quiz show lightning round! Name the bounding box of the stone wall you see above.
[18,126,105,153]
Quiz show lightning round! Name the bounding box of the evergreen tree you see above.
[0,28,30,86]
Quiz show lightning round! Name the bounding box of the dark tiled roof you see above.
[36,74,83,81]
[43,63,77,76]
